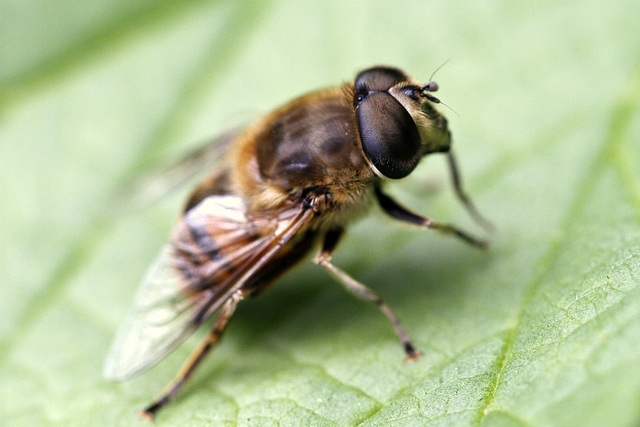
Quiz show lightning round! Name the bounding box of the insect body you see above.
[103,66,489,419]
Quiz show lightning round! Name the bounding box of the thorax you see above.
[228,86,377,228]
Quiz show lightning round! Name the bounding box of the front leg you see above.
[374,185,488,249]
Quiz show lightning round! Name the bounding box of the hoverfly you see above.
[103,66,490,420]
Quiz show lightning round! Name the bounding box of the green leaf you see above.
[2,0,639,426]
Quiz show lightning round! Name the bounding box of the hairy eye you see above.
[356,91,422,179]
[355,67,407,92]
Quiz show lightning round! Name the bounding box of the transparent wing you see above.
[113,131,239,212]
[103,195,314,381]
[103,244,205,381]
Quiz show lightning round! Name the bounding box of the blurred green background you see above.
[1,0,639,425]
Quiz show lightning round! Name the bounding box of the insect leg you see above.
[374,185,488,249]
[446,151,494,232]
[140,290,244,421]
[314,230,421,361]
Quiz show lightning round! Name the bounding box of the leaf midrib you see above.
[476,67,640,424]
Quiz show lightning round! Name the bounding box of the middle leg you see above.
[313,229,421,361]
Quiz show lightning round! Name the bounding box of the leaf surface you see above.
[1,1,639,426]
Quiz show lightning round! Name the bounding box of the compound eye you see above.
[356,91,422,179]
[355,67,407,92]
